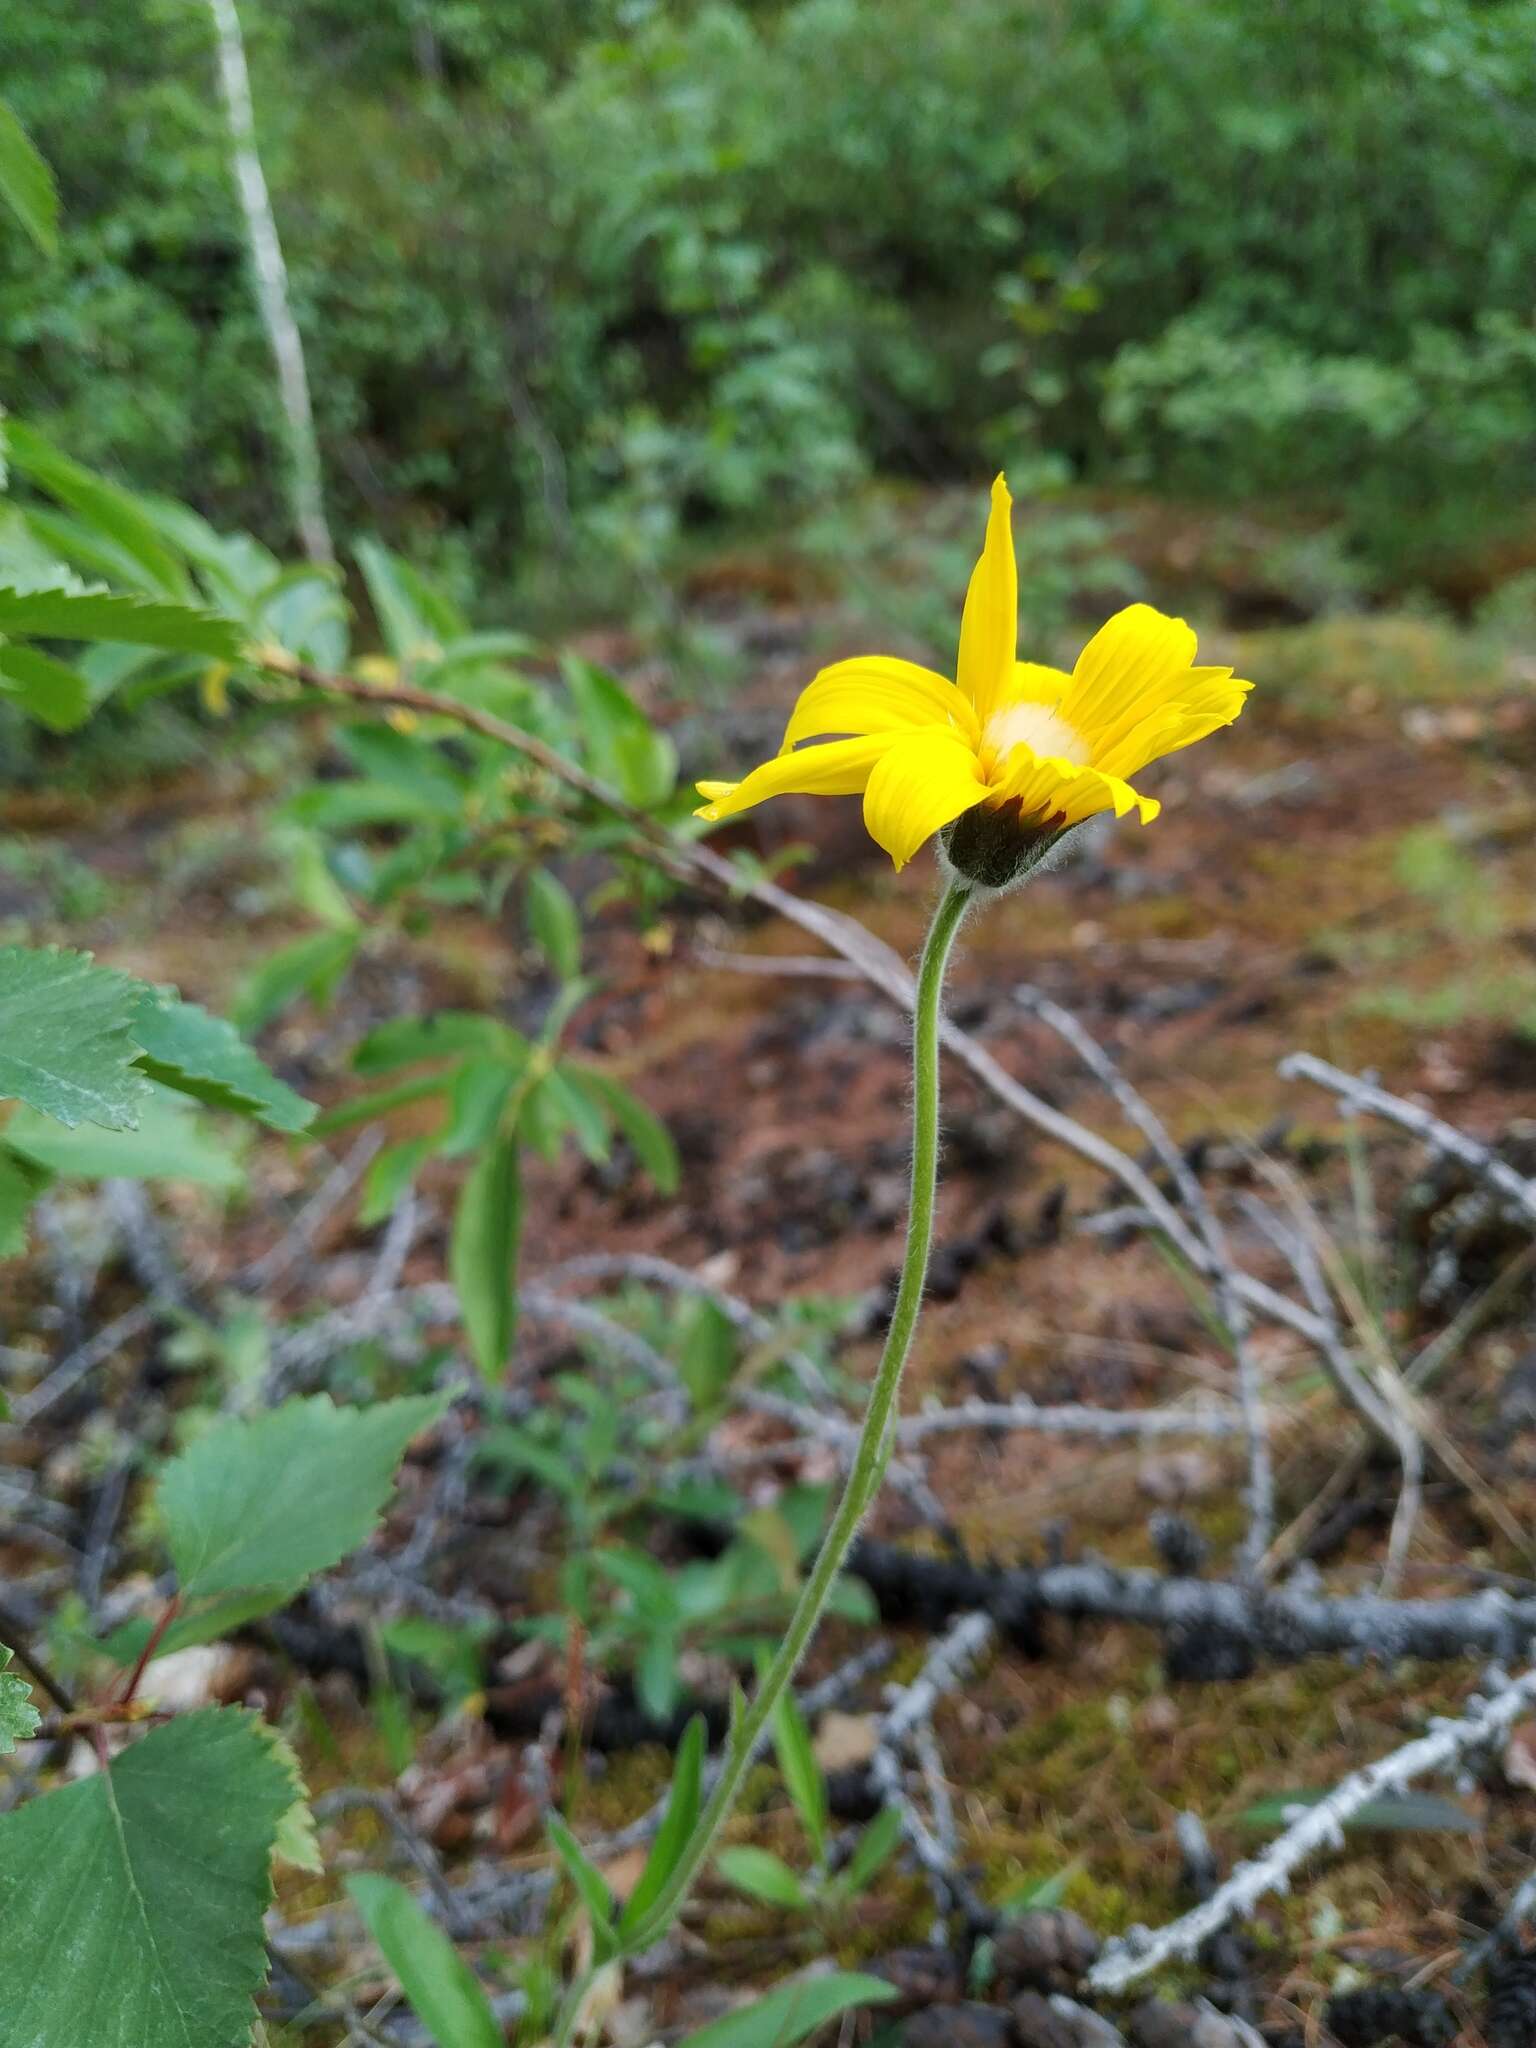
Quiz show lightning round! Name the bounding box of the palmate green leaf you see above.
[158,1391,447,1611]
[0,100,58,254]
[0,943,146,1129]
[674,1972,898,2048]
[0,1648,39,1755]
[349,1873,505,2048]
[131,990,316,1133]
[0,584,240,656]
[0,1708,292,2048]
[0,642,91,730]
[450,1130,523,1381]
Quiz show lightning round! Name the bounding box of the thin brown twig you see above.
[0,1597,74,1716]
[116,1594,182,1707]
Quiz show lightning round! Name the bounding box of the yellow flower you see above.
[695,475,1251,878]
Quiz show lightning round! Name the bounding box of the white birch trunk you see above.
[206,0,334,566]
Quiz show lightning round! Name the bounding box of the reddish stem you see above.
[116,1594,182,1707]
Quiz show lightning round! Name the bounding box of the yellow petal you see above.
[1058,604,1198,740]
[1091,672,1253,780]
[860,729,992,870]
[694,733,898,822]
[955,474,1017,728]
[1006,661,1072,707]
[782,656,978,751]
[991,744,1161,830]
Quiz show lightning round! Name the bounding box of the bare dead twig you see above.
[0,1596,74,1716]
[1280,1052,1536,1227]
[869,1610,995,1929]
[1091,1659,1536,1992]
[895,1395,1254,1446]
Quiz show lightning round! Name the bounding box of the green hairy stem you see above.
[553,876,974,2041]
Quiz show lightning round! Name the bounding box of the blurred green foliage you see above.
[5,0,1536,603]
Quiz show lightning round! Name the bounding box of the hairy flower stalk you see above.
[551,480,1252,2036]
[614,874,973,1959]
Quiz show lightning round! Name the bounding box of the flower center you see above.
[982,700,1091,775]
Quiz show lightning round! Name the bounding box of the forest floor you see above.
[6,497,1536,2043]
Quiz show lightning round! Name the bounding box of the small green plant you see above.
[714,1689,904,1928]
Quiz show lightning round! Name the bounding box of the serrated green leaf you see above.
[450,1131,522,1381]
[0,1145,51,1258]
[0,101,58,254]
[0,642,91,730]
[158,1391,447,1609]
[0,1708,292,2048]
[131,990,315,1132]
[0,584,239,655]
[349,1872,504,2048]
[254,1720,322,1873]
[5,1090,243,1187]
[0,943,146,1129]
[674,1972,897,2048]
[0,1648,39,1755]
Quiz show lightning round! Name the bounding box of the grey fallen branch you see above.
[849,1536,1536,1666]
[241,1129,384,1292]
[1280,1051,1536,1227]
[1091,1658,1536,1992]
[869,1610,995,1929]
[895,1396,1254,1446]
